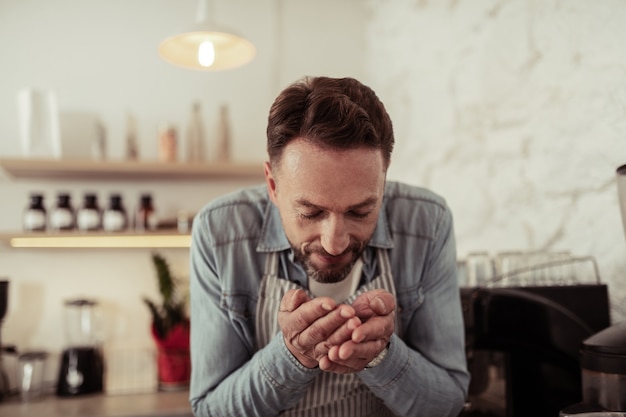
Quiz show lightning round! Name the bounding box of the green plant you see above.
[143,252,188,340]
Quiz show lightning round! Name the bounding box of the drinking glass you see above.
[466,252,494,287]
[18,351,47,402]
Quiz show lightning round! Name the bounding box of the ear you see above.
[264,161,278,204]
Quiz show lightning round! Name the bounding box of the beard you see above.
[292,239,367,284]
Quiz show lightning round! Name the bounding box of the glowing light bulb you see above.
[198,40,215,67]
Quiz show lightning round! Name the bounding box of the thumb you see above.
[279,288,310,313]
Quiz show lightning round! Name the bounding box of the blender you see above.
[56,298,104,396]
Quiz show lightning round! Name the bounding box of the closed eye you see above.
[299,211,323,221]
[349,211,370,219]
[298,210,372,221]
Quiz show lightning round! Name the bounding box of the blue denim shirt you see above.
[189,181,470,417]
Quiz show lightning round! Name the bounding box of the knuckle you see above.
[314,341,332,357]
[293,333,307,350]
[306,324,328,343]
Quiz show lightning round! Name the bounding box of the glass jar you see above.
[77,193,102,231]
[23,193,47,232]
[465,251,494,287]
[134,193,158,231]
[50,193,75,231]
[103,194,128,232]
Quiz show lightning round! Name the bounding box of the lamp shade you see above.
[159,22,255,71]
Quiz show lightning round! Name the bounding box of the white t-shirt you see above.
[308,258,363,303]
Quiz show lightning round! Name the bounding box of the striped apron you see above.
[255,249,398,417]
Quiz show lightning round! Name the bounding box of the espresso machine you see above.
[461,282,611,417]
[559,165,626,415]
[56,298,104,396]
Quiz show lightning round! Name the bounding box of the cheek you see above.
[345,217,380,246]
[281,217,317,245]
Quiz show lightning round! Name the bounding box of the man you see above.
[189,76,469,416]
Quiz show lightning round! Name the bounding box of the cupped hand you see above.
[319,289,395,373]
[277,289,361,368]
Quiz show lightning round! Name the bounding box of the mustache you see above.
[302,241,364,257]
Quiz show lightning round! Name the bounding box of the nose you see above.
[320,215,350,256]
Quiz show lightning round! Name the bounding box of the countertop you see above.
[0,390,193,417]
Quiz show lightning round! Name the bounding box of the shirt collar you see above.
[256,201,291,253]
[256,197,394,253]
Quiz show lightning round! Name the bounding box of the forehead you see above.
[275,139,385,208]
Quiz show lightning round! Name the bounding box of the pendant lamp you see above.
[158,0,255,71]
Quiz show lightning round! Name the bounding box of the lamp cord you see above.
[195,0,213,24]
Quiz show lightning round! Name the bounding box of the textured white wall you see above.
[366,0,626,321]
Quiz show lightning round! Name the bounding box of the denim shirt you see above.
[189,181,470,417]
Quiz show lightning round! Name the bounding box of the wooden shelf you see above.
[0,158,264,181]
[0,230,191,248]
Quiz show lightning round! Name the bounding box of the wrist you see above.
[364,343,389,369]
[284,338,318,368]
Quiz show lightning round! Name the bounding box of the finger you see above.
[296,304,356,349]
[325,316,361,346]
[371,294,391,315]
[352,290,396,319]
[312,315,361,359]
[279,292,335,334]
[327,339,388,369]
[318,355,358,374]
[351,313,394,344]
[279,289,311,313]
[324,343,367,370]
[336,341,374,362]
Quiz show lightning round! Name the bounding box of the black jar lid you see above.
[57,193,71,205]
[580,321,626,374]
[65,298,97,307]
[140,193,153,205]
[19,350,48,361]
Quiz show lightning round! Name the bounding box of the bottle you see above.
[23,193,47,232]
[215,104,231,162]
[158,124,177,162]
[134,193,158,231]
[91,121,107,161]
[77,193,102,231]
[49,193,75,231]
[103,194,128,232]
[125,112,139,160]
[186,102,205,163]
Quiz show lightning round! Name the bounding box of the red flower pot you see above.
[152,322,191,391]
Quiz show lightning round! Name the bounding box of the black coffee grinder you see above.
[56,298,104,396]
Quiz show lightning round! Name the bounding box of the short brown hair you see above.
[266,76,394,169]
